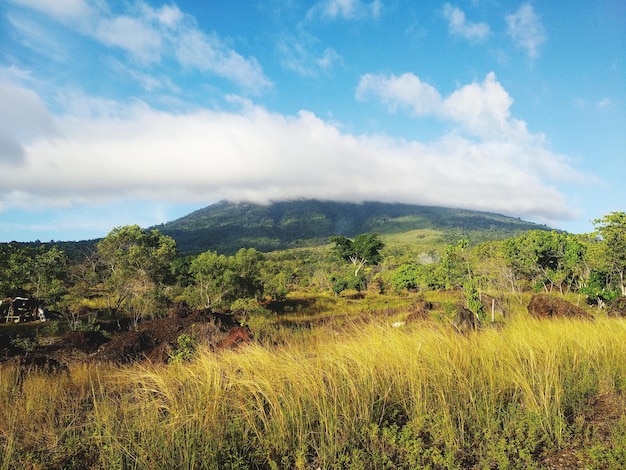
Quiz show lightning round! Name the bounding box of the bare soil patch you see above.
[1,304,252,366]
[527,294,593,319]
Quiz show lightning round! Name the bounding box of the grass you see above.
[2,305,626,469]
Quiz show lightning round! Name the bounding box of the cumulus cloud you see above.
[506,3,546,61]
[441,72,530,140]
[442,3,490,42]
[0,76,583,226]
[356,73,441,116]
[357,71,535,142]
[7,0,272,94]
[307,0,382,21]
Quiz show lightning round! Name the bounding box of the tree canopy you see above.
[188,248,264,309]
[594,212,626,296]
[330,233,384,276]
[95,225,177,319]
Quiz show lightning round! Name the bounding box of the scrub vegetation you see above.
[1,207,626,469]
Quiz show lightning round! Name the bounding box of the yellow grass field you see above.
[2,309,626,469]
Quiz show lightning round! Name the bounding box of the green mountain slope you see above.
[153,200,551,255]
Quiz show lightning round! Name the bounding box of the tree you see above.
[188,248,264,309]
[231,248,264,300]
[439,239,471,289]
[464,278,486,324]
[391,263,441,292]
[189,251,230,308]
[594,212,626,296]
[0,244,68,303]
[330,233,384,276]
[22,246,69,303]
[261,261,295,302]
[96,225,177,321]
[503,230,586,294]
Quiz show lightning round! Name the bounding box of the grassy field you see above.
[2,294,626,469]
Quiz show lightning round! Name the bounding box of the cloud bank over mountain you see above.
[2,71,581,225]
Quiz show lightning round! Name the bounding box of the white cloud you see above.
[442,3,490,42]
[8,0,272,94]
[317,48,343,71]
[7,12,70,63]
[506,3,546,61]
[109,61,181,94]
[0,80,584,226]
[356,73,441,116]
[441,72,529,140]
[357,71,535,142]
[153,4,184,28]
[307,0,382,21]
[174,29,272,93]
[94,14,164,64]
[9,0,93,23]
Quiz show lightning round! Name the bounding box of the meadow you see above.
[2,291,626,469]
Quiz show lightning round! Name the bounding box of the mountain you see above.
[152,200,551,256]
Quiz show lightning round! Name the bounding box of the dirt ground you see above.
[527,294,593,319]
[0,304,252,366]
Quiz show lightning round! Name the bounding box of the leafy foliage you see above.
[95,225,176,322]
[330,233,384,276]
[391,263,440,292]
[187,248,264,309]
[594,212,626,296]
[0,244,68,301]
[502,230,586,294]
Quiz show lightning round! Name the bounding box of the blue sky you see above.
[0,0,624,242]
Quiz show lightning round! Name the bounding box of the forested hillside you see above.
[153,199,550,255]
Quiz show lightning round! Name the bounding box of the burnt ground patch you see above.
[92,309,245,364]
[1,306,252,366]
[528,295,593,319]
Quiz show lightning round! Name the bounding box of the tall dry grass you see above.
[2,315,626,469]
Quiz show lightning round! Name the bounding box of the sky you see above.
[0,0,624,242]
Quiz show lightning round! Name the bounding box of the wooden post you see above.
[491,298,495,323]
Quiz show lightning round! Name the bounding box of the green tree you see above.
[330,233,384,276]
[22,246,69,303]
[96,225,177,321]
[0,244,34,297]
[188,248,264,309]
[391,263,442,292]
[594,212,626,296]
[391,263,422,292]
[188,251,231,309]
[503,230,586,294]
[439,239,471,289]
[261,261,294,302]
[232,248,264,300]
[0,244,68,303]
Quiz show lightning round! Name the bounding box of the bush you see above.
[169,332,196,363]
